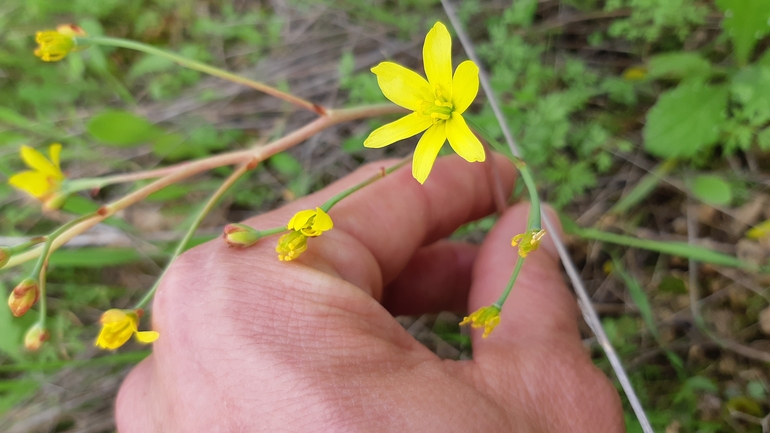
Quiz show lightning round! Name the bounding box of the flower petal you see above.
[423,22,453,101]
[311,208,333,232]
[288,209,317,230]
[452,61,479,114]
[135,330,160,344]
[8,171,52,198]
[48,143,62,171]
[446,114,485,163]
[371,62,433,111]
[364,112,432,149]
[412,122,447,184]
[20,145,61,179]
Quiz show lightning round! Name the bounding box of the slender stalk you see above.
[135,163,252,310]
[8,237,46,255]
[78,36,325,115]
[4,104,403,269]
[31,214,95,327]
[494,256,525,307]
[320,158,410,212]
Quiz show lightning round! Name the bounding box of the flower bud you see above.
[0,247,10,268]
[24,323,50,351]
[8,278,39,317]
[42,192,69,211]
[223,223,261,248]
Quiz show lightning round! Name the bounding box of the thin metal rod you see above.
[440,1,654,432]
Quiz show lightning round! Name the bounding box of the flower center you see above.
[420,86,453,123]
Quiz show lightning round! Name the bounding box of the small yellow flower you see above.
[511,229,547,258]
[8,144,66,204]
[364,22,485,184]
[746,220,770,240]
[287,207,333,236]
[622,66,648,81]
[34,24,86,62]
[95,309,159,350]
[276,230,308,261]
[460,305,501,338]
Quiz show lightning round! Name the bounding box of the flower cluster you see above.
[460,305,501,338]
[511,229,547,258]
[364,22,484,184]
[276,208,333,261]
[95,309,159,350]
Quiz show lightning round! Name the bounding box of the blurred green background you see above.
[2,0,770,431]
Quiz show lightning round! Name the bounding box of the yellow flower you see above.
[276,208,333,261]
[364,22,485,184]
[34,24,86,62]
[746,220,770,240]
[511,229,547,258]
[8,144,66,204]
[286,207,333,236]
[276,231,308,261]
[95,309,159,350]
[460,305,501,338]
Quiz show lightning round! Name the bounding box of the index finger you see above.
[241,154,516,298]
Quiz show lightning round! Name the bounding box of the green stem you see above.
[8,237,46,255]
[77,36,324,115]
[32,214,95,327]
[320,158,410,212]
[134,164,253,310]
[465,119,545,307]
[495,256,525,307]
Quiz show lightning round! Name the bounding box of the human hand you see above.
[115,155,624,432]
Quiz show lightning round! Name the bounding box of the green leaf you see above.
[563,218,758,271]
[758,127,770,150]
[716,0,770,65]
[269,152,303,176]
[731,65,770,124]
[647,52,712,80]
[48,248,157,267]
[643,81,728,158]
[87,110,164,147]
[689,174,733,206]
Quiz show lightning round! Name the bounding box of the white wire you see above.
[439,1,655,432]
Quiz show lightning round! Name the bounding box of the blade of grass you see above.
[610,159,677,215]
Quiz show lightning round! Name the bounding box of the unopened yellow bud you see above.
[276,231,308,261]
[0,247,10,268]
[223,223,261,248]
[8,277,39,317]
[511,229,547,258]
[24,323,50,351]
[460,305,501,338]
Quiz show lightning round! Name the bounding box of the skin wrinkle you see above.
[117,156,624,432]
